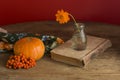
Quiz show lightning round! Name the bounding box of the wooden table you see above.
[0,21,120,80]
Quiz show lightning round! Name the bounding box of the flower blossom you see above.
[55,9,77,25]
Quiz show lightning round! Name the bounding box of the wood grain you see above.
[0,21,120,80]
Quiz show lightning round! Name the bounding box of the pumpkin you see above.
[13,37,45,61]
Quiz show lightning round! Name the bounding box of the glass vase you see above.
[71,23,87,50]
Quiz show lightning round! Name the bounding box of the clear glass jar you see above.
[71,23,87,50]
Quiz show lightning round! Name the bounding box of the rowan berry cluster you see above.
[6,54,36,69]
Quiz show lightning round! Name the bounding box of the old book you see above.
[51,35,112,67]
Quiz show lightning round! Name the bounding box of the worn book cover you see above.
[51,35,112,67]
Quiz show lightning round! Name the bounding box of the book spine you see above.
[82,40,112,67]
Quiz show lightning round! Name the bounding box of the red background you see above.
[0,0,120,25]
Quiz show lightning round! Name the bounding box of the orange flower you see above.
[55,9,80,33]
[55,9,70,24]
[55,9,77,25]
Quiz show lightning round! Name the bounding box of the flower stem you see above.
[69,13,80,32]
[69,13,77,24]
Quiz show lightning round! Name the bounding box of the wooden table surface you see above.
[0,21,120,80]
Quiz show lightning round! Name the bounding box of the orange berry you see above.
[8,66,12,69]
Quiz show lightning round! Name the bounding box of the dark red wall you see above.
[0,0,120,25]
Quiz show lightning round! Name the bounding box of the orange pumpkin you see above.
[13,37,45,61]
